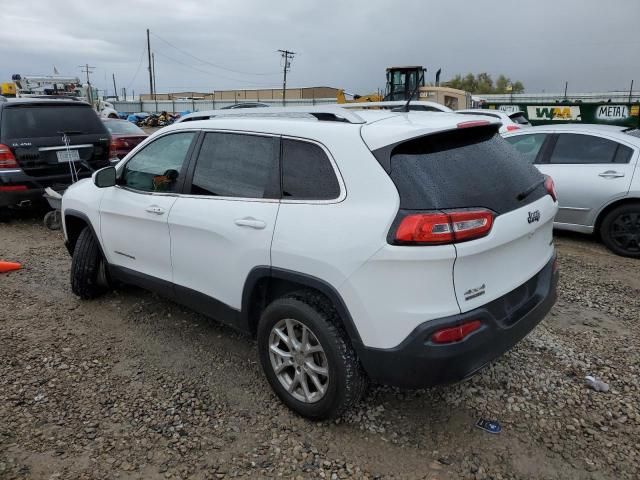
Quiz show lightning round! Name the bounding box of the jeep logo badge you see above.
[528,210,541,224]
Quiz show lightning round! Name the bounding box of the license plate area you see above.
[56,150,80,163]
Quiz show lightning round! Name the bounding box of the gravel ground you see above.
[1,216,639,480]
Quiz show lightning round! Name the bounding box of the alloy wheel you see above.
[268,318,329,403]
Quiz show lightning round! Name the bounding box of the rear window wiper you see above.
[57,130,84,135]
[517,178,545,201]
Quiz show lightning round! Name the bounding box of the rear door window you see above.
[1,105,106,138]
[505,133,548,164]
[122,132,195,192]
[281,139,340,200]
[549,133,619,164]
[190,132,279,198]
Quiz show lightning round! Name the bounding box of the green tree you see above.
[444,73,525,94]
[495,75,510,93]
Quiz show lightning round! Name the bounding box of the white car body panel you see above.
[99,187,177,283]
[61,178,103,241]
[453,195,556,311]
[169,196,279,310]
[339,244,460,348]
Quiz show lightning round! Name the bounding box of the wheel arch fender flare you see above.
[63,208,104,257]
[241,267,364,350]
[594,196,640,234]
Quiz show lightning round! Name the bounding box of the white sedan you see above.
[456,108,531,133]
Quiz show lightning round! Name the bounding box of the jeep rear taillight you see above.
[0,144,18,169]
[544,175,557,202]
[394,209,494,245]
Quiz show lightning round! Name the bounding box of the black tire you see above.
[43,210,61,230]
[71,227,108,299]
[600,203,640,258]
[0,208,11,223]
[257,291,366,420]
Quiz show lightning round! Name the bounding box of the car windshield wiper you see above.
[517,178,545,201]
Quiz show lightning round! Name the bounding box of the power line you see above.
[152,49,277,87]
[78,64,95,84]
[150,31,280,76]
[78,64,96,105]
[278,49,295,106]
[126,42,146,89]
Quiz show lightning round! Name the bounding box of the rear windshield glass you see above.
[509,113,531,125]
[387,126,546,214]
[104,121,145,135]
[1,105,107,138]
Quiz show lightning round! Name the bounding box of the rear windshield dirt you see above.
[386,126,546,214]
[1,105,107,139]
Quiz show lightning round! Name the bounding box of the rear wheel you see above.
[600,203,640,258]
[71,227,109,299]
[257,292,366,420]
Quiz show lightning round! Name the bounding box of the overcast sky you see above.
[1,0,638,97]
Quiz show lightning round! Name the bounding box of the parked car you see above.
[62,107,558,419]
[102,119,148,161]
[504,124,640,257]
[221,102,270,109]
[457,108,531,133]
[0,99,111,218]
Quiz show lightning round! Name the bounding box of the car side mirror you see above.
[93,166,116,188]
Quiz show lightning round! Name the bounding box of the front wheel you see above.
[257,292,366,420]
[600,203,640,258]
[71,227,110,299]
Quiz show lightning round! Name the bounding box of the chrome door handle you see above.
[234,217,266,229]
[145,205,165,215]
[599,170,625,178]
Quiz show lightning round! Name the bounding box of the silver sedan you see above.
[503,124,640,258]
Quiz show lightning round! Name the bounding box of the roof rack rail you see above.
[337,101,452,113]
[178,105,366,124]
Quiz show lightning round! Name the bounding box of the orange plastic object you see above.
[0,261,21,273]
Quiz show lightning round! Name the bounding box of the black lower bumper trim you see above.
[358,257,558,389]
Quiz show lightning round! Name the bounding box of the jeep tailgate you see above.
[452,194,556,311]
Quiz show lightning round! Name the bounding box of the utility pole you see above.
[278,49,295,106]
[122,87,127,101]
[146,28,153,98]
[152,52,157,100]
[78,64,96,106]
[112,73,119,101]
[563,81,568,100]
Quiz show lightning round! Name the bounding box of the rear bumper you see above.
[357,256,558,388]
[0,169,90,208]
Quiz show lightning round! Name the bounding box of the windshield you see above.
[2,105,107,138]
[104,120,145,135]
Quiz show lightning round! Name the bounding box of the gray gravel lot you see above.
[1,217,639,480]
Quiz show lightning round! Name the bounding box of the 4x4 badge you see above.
[464,284,486,301]
[528,210,541,224]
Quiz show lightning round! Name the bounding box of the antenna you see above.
[402,70,425,112]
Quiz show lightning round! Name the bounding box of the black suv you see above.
[0,99,111,214]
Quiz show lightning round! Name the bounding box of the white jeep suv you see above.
[62,107,559,419]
